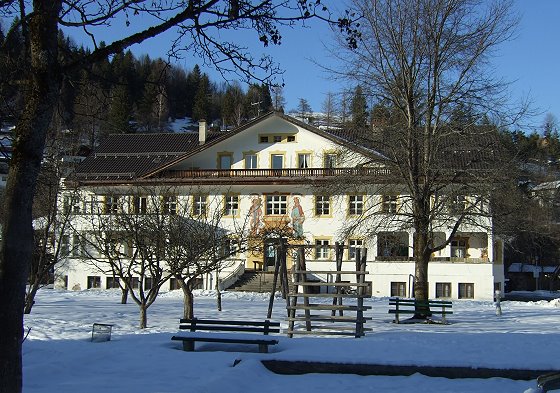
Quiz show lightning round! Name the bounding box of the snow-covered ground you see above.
[23,289,560,393]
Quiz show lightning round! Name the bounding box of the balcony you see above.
[152,167,393,185]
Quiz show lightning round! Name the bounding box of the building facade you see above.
[56,112,504,300]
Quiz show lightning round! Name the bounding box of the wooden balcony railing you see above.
[157,167,392,180]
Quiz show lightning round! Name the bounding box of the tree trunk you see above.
[180,280,194,319]
[0,3,62,392]
[24,280,41,315]
[120,286,128,304]
[413,198,431,319]
[215,269,222,312]
[139,303,147,329]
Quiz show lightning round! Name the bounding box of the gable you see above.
[150,114,374,174]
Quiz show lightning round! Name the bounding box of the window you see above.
[259,135,269,143]
[63,194,80,214]
[163,196,177,215]
[224,194,239,216]
[298,153,311,168]
[381,195,398,213]
[61,235,70,257]
[377,233,408,257]
[449,195,466,214]
[128,277,140,289]
[133,196,147,214]
[193,195,207,216]
[83,195,98,214]
[391,281,406,297]
[349,195,364,215]
[103,195,119,214]
[218,153,233,169]
[266,195,287,215]
[244,154,257,169]
[324,153,337,168]
[451,238,467,258]
[144,277,154,290]
[273,135,282,143]
[106,277,120,289]
[170,278,181,290]
[271,154,284,169]
[287,135,296,142]
[315,195,330,216]
[87,276,101,289]
[348,239,363,260]
[436,282,452,298]
[458,283,474,299]
[315,239,330,259]
[71,234,83,257]
[220,238,238,258]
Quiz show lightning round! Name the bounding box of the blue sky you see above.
[2,1,557,132]
[125,1,559,132]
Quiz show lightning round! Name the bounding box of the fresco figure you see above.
[291,197,305,238]
[249,197,263,235]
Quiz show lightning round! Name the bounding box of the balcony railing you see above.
[157,167,392,180]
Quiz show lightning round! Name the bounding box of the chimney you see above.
[198,120,207,145]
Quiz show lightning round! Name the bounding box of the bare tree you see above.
[75,188,174,328]
[25,162,75,314]
[329,0,519,313]
[166,195,249,319]
[271,85,287,111]
[0,2,356,390]
[321,91,337,130]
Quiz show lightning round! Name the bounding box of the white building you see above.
[57,112,504,300]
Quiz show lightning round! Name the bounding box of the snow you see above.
[23,289,560,393]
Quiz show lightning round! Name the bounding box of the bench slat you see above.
[179,319,280,327]
[179,325,280,334]
[172,336,278,345]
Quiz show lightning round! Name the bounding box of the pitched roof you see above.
[72,131,224,180]
[69,112,502,184]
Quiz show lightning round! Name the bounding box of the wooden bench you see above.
[389,297,453,324]
[171,318,280,353]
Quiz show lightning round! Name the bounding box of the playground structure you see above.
[265,240,372,337]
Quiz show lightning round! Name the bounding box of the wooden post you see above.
[267,242,282,319]
[280,240,289,301]
[298,247,311,331]
[355,248,367,337]
[332,242,344,317]
[287,247,304,337]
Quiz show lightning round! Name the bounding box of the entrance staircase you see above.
[227,271,290,293]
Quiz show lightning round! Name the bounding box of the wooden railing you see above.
[158,167,392,179]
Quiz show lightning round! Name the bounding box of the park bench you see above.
[389,297,453,324]
[171,318,280,353]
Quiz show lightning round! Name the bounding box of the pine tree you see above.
[192,73,210,121]
[137,60,169,132]
[108,84,134,133]
[222,82,245,128]
[297,98,312,122]
[185,65,202,118]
